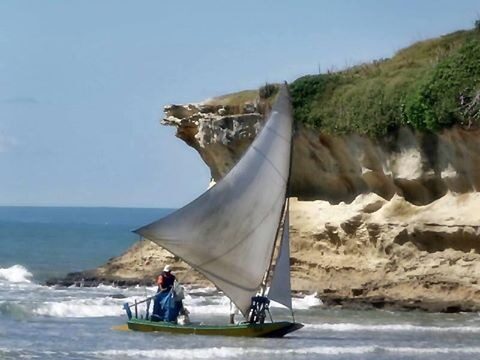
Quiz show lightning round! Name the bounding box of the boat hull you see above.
[127,319,303,337]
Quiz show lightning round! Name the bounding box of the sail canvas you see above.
[134,86,293,315]
[268,204,292,310]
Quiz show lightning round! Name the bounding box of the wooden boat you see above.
[123,84,303,337]
[127,318,303,337]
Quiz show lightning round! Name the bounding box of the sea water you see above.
[1,207,480,360]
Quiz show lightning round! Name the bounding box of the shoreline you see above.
[45,271,480,314]
[45,190,480,315]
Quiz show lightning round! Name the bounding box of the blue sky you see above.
[0,0,478,208]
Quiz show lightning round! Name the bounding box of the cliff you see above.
[156,99,480,312]
[55,28,480,312]
[56,96,480,312]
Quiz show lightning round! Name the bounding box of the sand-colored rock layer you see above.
[61,192,480,311]
[289,193,480,311]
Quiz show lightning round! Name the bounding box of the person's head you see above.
[163,264,172,273]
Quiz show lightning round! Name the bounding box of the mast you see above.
[261,199,288,296]
[262,83,295,295]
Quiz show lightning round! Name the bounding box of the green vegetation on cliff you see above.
[206,84,278,107]
[290,28,480,136]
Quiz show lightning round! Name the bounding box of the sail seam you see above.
[192,191,285,272]
[264,123,291,144]
[251,145,289,183]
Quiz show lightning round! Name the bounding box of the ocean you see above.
[1,207,480,360]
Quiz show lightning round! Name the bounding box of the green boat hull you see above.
[127,319,303,337]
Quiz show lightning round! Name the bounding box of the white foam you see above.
[305,322,480,333]
[91,347,244,359]
[23,283,321,318]
[25,293,227,319]
[0,265,33,283]
[183,289,321,315]
[183,293,230,315]
[4,345,480,359]
[391,347,480,354]
[33,297,127,318]
[0,281,320,319]
[87,345,480,358]
[89,346,375,358]
[291,293,322,309]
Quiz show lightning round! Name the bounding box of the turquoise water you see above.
[0,206,173,281]
[1,207,480,359]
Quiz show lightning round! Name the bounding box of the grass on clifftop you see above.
[205,84,279,107]
[205,89,259,106]
[290,27,480,136]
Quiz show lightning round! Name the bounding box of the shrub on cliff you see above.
[290,74,341,128]
[259,83,278,99]
[290,28,480,135]
[404,39,480,130]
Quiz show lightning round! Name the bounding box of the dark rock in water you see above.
[45,270,155,288]
[110,294,127,299]
[318,292,480,313]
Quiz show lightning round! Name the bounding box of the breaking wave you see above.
[0,302,31,319]
[0,297,128,319]
[305,322,480,333]
[185,290,322,315]
[86,346,480,357]
[3,346,480,359]
[0,266,322,319]
[0,291,322,319]
[0,265,33,283]
[291,293,322,309]
[90,346,375,358]
[33,298,127,317]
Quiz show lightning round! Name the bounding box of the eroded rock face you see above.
[162,102,266,179]
[158,100,480,311]
[289,193,480,311]
[164,103,480,205]
[292,127,480,205]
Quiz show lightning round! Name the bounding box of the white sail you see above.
[268,203,292,309]
[134,85,293,316]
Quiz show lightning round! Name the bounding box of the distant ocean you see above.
[1,206,480,360]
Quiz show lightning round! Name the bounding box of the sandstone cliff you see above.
[160,98,480,312]
[59,95,480,312]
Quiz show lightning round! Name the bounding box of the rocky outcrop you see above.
[159,98,480,311]
[289,193,480,312]
[57,96,480,312]
[164,102,480,205]
[49,239,210,288]
[162,101,268,180]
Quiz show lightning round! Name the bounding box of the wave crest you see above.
[305,322,480,333]
[0,265,33,283]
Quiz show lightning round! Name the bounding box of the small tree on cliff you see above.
[259,83,277,100]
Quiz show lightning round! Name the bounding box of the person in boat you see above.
[151,265,186,323]
[157,264,176,293]
[152,265,176,321]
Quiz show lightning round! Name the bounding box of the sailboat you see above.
[123,84,303,337]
